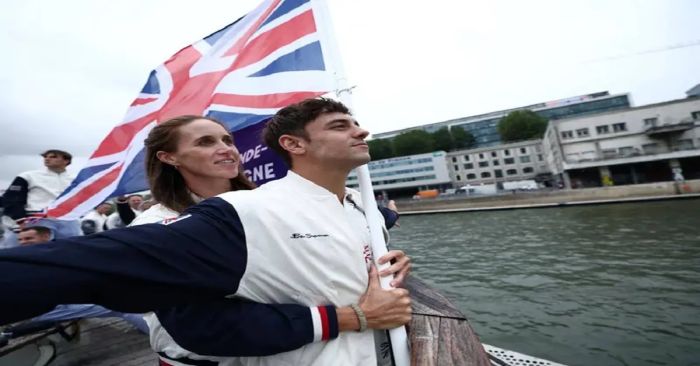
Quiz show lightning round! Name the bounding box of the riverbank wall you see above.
[397,179,700,215]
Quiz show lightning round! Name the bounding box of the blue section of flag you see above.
[249,41,325,77]
[262,0,309,27]
[140,70,160,94]
[112,149,148,196]
[207,111,273,133]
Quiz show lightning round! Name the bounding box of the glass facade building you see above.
[373,92,632,149]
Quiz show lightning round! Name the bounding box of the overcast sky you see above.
[1,0,699,188]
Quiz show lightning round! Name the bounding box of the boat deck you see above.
[1,277,494,365]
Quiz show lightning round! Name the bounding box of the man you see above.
[17,226,53,246]
[105,194,143,229]
[0,98,411,365]
[2,150,74,220]
[1,149,81,239]
[80,202,113,234]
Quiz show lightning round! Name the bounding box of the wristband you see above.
[350,304,368,332]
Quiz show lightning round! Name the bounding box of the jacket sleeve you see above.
[157,301,338,356]
[0,197,247,325]
[2,176,29,220]
[116,200,136,225]
[379,206,399,230]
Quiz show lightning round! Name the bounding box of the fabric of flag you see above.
[47,0,336,220]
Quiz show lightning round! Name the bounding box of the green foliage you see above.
[497,110,548,142]
[450,126,476,149]
[431,127,454,151]
[393,130,434,156]
[367,138,394,161]
[368,126,478,161]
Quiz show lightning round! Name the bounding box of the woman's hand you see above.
[377,250,411,288]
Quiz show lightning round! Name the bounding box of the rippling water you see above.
[390,199,700,366]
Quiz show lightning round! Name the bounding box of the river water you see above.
[390,199,700,366]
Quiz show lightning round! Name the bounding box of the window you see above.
[479,153,485,159]
[493,160,500,166]
[596,125,609,134]
[504,157,515,165]
[463,155,470,161]
[523,167,534,173]
[691,111,700,120]
[538,154,544,161]
[456,174,461,181]
[466,173,476,180]
[453,165,459,171]
[506,169,518,175]
[491,151,498,158]
[520,156,531,163]
[504,149,511,156]
[561,130,574,139]
[520,147,527,154]
[613,122,627,132]
[619,146,636,156]
[479,161,489,168]
[674,139,694,151]
[464,163,474,170]
[481,172,491,178]
[642,142,659,154]
[644,117,658,127]
[451,157,457,163]
[494,169,503,178]
[576,128,589,138]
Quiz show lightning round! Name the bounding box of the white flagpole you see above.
[312,1,411,365]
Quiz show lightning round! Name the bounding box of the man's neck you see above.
[291,165,351,202]
[47,167,66,174]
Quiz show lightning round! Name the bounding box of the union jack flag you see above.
[47,0,338,220]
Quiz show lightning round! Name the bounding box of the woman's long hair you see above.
[144,115,256,213]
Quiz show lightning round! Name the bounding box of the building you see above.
[543,96,700,188]
[446,139,549,188]
[373,92,631,148]
[346,151,451,197]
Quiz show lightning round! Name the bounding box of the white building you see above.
[543,97,700,188]
[446,139,549,187]
[346,151,451,195]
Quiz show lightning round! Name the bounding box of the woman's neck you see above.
[186,176,231,199]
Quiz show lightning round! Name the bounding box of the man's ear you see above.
[156,151,178,167]
[278,134,307,157]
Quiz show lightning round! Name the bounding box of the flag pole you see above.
[312,1,411,365]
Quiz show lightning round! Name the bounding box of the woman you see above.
[133,115,411,363]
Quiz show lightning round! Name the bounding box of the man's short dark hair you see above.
[21,226,51,236]
[263,98,350,167]
[41,149,72,164]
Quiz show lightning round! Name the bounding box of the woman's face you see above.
[163,119,241,180]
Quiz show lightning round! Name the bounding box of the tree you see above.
[393,130,434,156]
[451,126,476,149]
[367,138,394,161]
[431,127,454,152]
[497,110,548,142]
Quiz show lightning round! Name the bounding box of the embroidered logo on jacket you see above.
[290,233,329,239]
[161,214,191,225]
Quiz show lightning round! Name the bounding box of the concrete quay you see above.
[396,179,700,215]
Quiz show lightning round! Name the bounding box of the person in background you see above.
[0,150,82,241]
[17,226,52,246]
[80,202,113,235]
[105,194,143,229]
